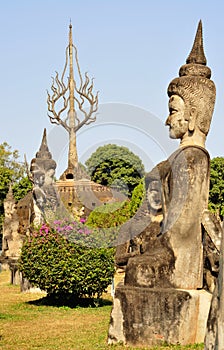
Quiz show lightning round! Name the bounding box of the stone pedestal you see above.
[108,283,212,347]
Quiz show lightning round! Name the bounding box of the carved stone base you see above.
[108,283,212,347]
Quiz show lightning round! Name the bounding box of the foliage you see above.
[86,179,145,228]
[0,142,24,203]
[128,178,145,216]
[18,221,115,301]
[13,176,33,202]
[208,157,224,219]
[85,144,145,196]
[86,201,131,228]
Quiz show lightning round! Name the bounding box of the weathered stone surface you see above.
[1,187,22,265]
[202,210,222,293]
[204,224,224,349]
[161,146,209,289]
[115,167,164,270]
[108,283,212,347]
[124,234,175,288]
[55,177,114,217]
[118,145,210,290]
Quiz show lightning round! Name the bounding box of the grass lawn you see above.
[0,270,204,350]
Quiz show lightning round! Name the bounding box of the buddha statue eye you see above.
[170,108,177,115]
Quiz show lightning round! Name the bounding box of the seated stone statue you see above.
[121,21,216,290]
[115,166,163,269]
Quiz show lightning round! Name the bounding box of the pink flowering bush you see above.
[18,221,115,302]
[51,218,118,248]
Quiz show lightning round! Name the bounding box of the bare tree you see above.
[47,24,98,179]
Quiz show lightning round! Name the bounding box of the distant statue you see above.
[32,169,46,210]
[30,129,60,223]
[119,20,216,290]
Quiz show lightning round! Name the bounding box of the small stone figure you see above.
[204,217,224,348]
[0,186,23,284]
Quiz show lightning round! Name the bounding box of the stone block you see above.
[108,283,212,347]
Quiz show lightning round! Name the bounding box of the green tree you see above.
[85,144,145,196]
[209,157,224,219]
[13,176,33,202]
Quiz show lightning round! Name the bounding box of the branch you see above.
[47,42,99,134]
[47,75,70,132]
[73,70,99,132]
[47,46,70,132]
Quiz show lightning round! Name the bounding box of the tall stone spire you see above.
[67,23,78,171]
[47,23,98,181]
[186,20,207,65]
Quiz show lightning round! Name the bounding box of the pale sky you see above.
[1,0,224,176]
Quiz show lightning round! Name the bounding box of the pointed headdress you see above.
[167,21,216,136]
[30,129,56,174]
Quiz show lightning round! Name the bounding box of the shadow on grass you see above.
[26,294,113,308]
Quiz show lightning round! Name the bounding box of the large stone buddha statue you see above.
[108,21,217,347]
[119,20,216,290]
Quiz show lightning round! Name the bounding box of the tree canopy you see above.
[85,144,145,196]
[209,157,224,219]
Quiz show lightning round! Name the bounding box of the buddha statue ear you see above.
[189,107,197,132]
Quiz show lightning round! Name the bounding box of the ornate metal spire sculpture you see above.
[47,24,98,180]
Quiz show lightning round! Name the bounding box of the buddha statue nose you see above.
[165,115,171,126]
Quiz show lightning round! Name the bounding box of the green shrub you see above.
[128,178,145,216]
[86,200,130,228]
[86,179,145,228]
[18,221,115,301]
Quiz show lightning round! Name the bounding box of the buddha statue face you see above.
[147,180,162,212]
[165,21,216,147]
[44,168,55,186]
[167,77,216,148]
[33,171,45,187]
[165,95,189,140]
